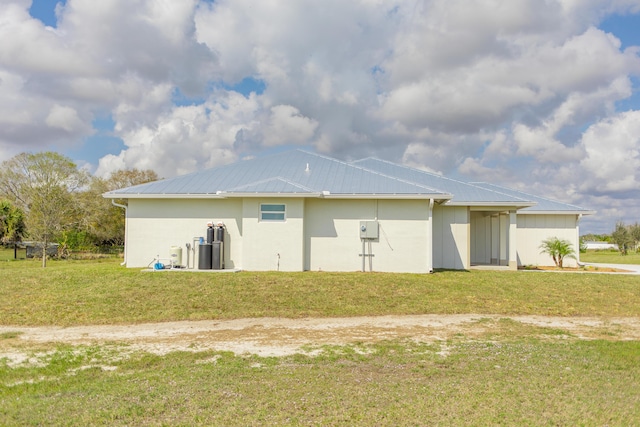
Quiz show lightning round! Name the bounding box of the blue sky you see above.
[3,0,640,234]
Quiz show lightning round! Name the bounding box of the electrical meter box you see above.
[359,221,379,239]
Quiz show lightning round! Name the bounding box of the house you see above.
[583,241,618,251]
[103,150,594,272]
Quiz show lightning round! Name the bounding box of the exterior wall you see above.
[124,198,580,272]
[304,199,431,273]
[516,214,580,267]
[241,198,305,271]
[125,199,243,268]
[432,205,469,270]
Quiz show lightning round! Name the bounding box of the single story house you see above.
[104,150,594,272]
[583,241,618,251]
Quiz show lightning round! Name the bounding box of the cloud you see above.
[579,110,640,194]
[1,0,640,233]
[263,105,318,147]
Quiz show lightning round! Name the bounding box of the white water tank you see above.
[170,246,183,267]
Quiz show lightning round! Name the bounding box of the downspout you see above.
[111,199,128,266]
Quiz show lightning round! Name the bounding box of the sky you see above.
[1,0,640,234]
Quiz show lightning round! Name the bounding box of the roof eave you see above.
[321,193,451,200]
[447,201,537,208]
[103,192,453,200]
[103,193,229,199]
[519,210,596,215]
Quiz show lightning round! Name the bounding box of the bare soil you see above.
[2,315,640,364]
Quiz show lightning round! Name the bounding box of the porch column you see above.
[508,210,517,270]
[427,199,434,273]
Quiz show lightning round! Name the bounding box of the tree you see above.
[0,152,89,267]
[0,199,25,244]
[630,223,640,252]
[539,237,576,268]
[77,169,158,246]
[611,221,635,255]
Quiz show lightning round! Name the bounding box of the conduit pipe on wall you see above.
[111,200,128,266]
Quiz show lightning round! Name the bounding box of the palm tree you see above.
[539,237,576,268]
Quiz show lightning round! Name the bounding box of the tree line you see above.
[0,152,157,266]
[582,223,640,255]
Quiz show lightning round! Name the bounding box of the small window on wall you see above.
[260,203,286,221]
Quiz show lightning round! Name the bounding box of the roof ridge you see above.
[227,176,315,193]
[295,150,447,195]
[350,161,447,194]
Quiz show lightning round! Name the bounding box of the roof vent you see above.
[305,163,310,172]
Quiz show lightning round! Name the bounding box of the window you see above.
[260,203,286,221]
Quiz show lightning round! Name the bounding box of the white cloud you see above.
[45,104,87,133]
[579,110,640,193]
[1,0,640,233]
[263,105,318,147]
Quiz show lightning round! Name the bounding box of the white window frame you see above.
[260,203,286,222]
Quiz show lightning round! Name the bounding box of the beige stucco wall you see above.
[432,205,469,270]
[123,198,578,272]
[516,214,580,267]
[126,197,432,272]
[241,198,305,271]
[125,198,243,268]
[304,199,431,273]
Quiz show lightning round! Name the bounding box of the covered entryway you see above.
[470,209,518,270]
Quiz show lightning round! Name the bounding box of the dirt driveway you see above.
[2,315,640,362]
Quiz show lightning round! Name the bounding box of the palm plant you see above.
[539,237,576,268]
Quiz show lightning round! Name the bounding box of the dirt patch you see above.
[2,315,640,363]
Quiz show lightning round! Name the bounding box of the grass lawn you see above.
[0,246,26,261]
[1,258,640,326]
[2,338,639,426]
[2,259,640,425]
[581,249,640,265]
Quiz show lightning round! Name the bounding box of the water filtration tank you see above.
[212,241,223,270]
[170,246,183,267]
[206,226,214,244]
[214,226,224,242]
[198,243,212,269]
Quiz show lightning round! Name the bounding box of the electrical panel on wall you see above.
[359,221,379,239]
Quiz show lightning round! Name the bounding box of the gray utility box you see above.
[359,221,379,239]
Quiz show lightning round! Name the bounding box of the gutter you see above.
[111,199,128,266]
[103,192,454,201]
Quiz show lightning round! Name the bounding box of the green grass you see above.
[2,258,640,425]
[2,338,639,426]
[0,246,25,262]
[581,249,640,265]
[1,259,640,326]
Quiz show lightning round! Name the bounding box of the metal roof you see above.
[470,182,594,214]
[104,150,451,199]
[352,158,532,206]
[103,149,593,214]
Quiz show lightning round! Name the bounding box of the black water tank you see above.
[212,241,223,270]
[214,226,224,242]
[198,243,212,269]
[206,226,214,244]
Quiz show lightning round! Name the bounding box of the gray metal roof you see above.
[104,149,592,214]
[471,182,594,214]
[352,158,531,206]
[104,150,450,199]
